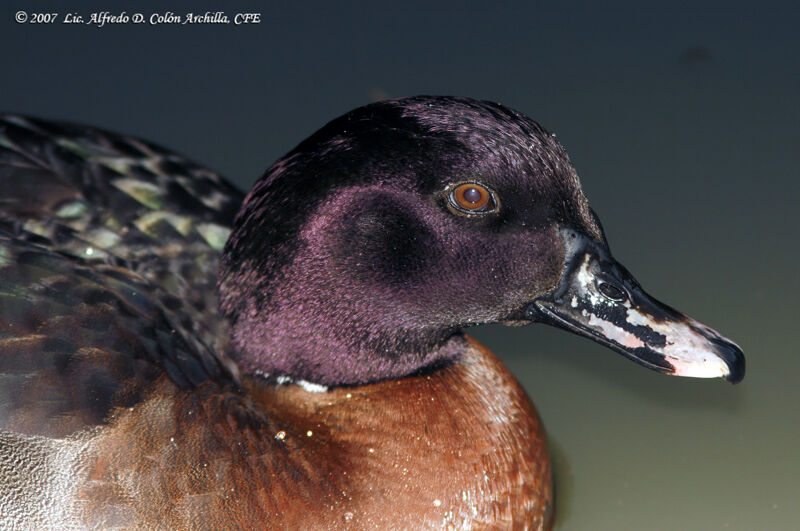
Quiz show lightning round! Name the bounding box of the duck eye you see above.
[447,183,498,215]
[597,281,628,303]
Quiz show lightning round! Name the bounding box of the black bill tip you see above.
[709,336,745,384]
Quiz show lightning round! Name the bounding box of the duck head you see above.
[218,96,744,386]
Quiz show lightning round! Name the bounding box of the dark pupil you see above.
[598,282,627,302]
[462,187,482,204]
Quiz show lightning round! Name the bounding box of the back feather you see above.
[0,115,245,436]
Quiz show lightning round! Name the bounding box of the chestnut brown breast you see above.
[63,337,551,529]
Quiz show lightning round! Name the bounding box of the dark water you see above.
[3,2,798,528]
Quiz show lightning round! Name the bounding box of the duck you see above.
[0,97,744,530]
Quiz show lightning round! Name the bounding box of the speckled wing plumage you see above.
[0,115,244,436]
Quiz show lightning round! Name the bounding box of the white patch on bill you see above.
[575,254,616,308]
[575,254,594,290]
[586,313,645,349]
[625,308,730,378]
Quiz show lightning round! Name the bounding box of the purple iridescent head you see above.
[218,96,744,387]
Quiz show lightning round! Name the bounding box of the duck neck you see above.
[220,260,466,387]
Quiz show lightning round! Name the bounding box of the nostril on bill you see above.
[597,281,627,302]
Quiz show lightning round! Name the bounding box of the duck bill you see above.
[527,229,745,383]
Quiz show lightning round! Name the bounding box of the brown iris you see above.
[449,182,495,214]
